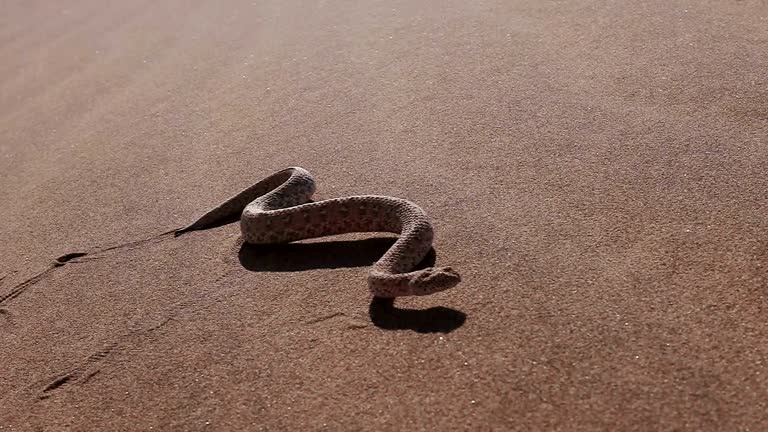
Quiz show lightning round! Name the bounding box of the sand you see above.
[1,0,767,430]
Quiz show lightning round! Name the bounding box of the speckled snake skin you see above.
[176,167,461,297]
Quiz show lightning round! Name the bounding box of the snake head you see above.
[408,266,461,295]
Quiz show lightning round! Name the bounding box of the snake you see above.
[175,167,460,297]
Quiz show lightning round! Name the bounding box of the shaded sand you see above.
[1,0,767,430]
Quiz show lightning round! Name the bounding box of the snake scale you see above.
[176,167,460,297]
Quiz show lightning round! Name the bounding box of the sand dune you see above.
[1,0,767,430]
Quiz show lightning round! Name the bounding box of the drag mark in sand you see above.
[306,311,345,324]
[38,342,118,400]
[33,271,236,400]
[0,266,59,306]
[0,230,178,306]
[53,252,89,266]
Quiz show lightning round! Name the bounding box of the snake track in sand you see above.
[176,167,460,297]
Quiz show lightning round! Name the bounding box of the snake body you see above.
[177,167,460,297]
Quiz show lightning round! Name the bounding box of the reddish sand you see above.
[1,0,767,430]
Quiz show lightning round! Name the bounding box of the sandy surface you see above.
[1,0,767,430]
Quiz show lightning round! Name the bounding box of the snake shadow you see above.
[238,237,466,333]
